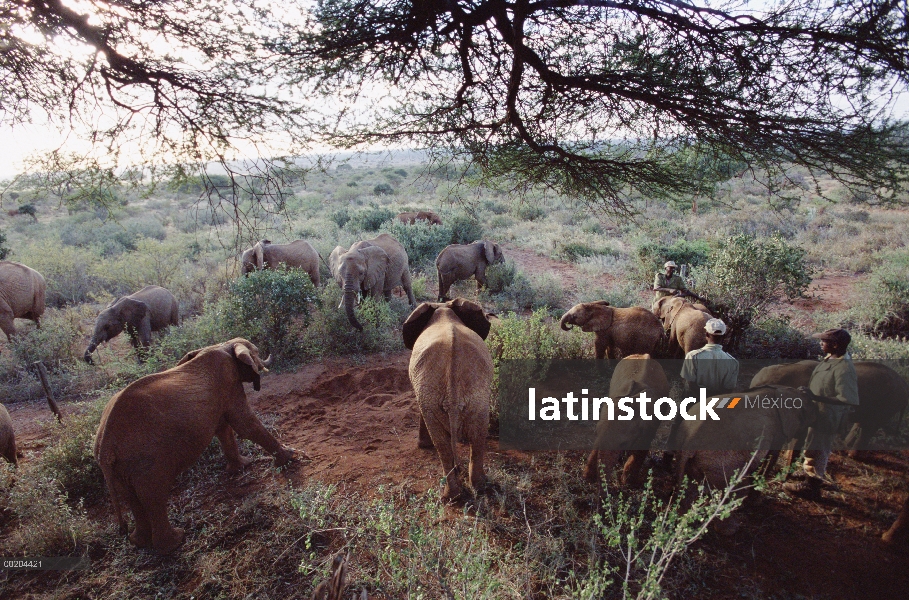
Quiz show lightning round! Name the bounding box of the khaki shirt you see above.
[680,343,739,392]
[809,353,859,406]
[653,272,687,299]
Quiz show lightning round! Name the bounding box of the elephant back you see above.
[0,261,45,316]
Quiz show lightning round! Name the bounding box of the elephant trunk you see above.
[84,335,101,364]
[560,313,574,331]
[343,278,364,332]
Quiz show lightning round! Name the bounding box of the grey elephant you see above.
[435,241,504,301]
[240,239,321,287]
[560,301,664,359]
[0,403,17,465]
[403,299,493,500]
[329,233,416,331]
[84,285,179,364]
[0,260,46,341]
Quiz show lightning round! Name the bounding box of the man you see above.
[663,318,739,467]
[784,328,859,500]
[653,260,704,303]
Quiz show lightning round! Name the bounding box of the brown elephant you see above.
[329,233,416,331]
[94,338,295,554]
[883,493,909,546]
[0,260,46,341]
[240,239,320,286]
[673,385,818,490]
[652,296,712,356]
[0,403,17,465]
[435,241,504,301]
[750,360,909,460]
[560,301,664,359]
[396,210,442,226]
[583,354,670,485]
[84,285,179,364]
[403,299,492,500]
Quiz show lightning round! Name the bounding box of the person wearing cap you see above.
[653,261,704,303]
[784,328,859,500]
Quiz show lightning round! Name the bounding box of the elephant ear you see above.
[667,300,684,324]
[483,241,496,264]
[362,246,389,291]
[119,298,149,325]
[581,303,613,332]
[402,303,440,349]
[177,349,202,365]
[448,298,491,340]
[233,343,261,373]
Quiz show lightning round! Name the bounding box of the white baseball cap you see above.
[664,261,678,268]
[704,318,727,335]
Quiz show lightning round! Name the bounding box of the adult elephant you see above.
[403,299,492,501]
[240,239,320,287]
[0,260,46,341]
[397,210,443,226]
[652,295,712,356]
[0,403,17,465]
[583,355,670,486]
[435,241,504,301]
[560,301,664,359]
[84,286,179,364]
[94,338,295,554]
[329,233,416,331]
[750,360,909,459]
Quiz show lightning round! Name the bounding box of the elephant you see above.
[435,241,504,301]
[583,354,670,485]
[84,285,179,364]
[94,338,295,554]
[750,360,909,460]
[329,233,416,331]
[0,403,17,465]
[652,295,712,356]
[883,493,909,546]
[560,301,664,359]
[396,210,443,226]
[240,239,320,286]
[403,298,493,501]
[0,260,46,341]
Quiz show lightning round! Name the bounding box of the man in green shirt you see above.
[653,261,704,303]
[784,328,859,500]
[680,318,739,395]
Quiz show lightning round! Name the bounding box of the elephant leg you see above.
[216,422,253,473]
[134,477,183,554]
[418,415,434,448]
[422,407,461,500]
[622,450,649,487]
[401,269,416,306]
[466,407,488,492]
[594,333,608,360]
[583,450,600,483]
[437,271,451,302]
[584,449,623,483]
[123,483,152,548]
[226,401,293,466]
[0,306,16,341]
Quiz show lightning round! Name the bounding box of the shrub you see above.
[0,229,9,259]
[36,399,107,502]
[512,204,546,221]
[484,261,518,294]
[635,238,712,279]
[329,207,351,228]
[12,307,85,369]
[381,220,453,270]
[738,316,821,359]
[394,169,408,177]
[554,241,620,263]
[373,183,394,196]
[349,205,395,231]
[13,243,103,306]
[447,214,484,244]
[844,250,909,339]
[484,271,564,312]
[692,233,812,349]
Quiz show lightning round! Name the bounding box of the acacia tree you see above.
[278,0,909,216]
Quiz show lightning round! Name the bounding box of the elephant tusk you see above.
[338,299,344,310]
[262,354,273,368]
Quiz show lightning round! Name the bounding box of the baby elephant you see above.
[0,403,17,465]
[435,241,504,301]
[84,285,179,364]
[403,298,493,500]
[94,338,295,554]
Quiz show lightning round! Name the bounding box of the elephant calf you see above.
[84,285,179,364]
[435,241,504,301]
[240,239,320,287]
[403,299,493,500]
[396,210,442,226]
[560,301,664,359]
[0,260,46,341]
[583,354,670,485]
[94,338,295,554]
[0,403,17,465]
[652,296,712,356]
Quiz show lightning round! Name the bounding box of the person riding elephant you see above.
[396,210,443,226]
[0,260,46,341]
[560,301,664,359]
[329,233,416,331]
[583,354,670,486]
[403,298,493,501]
[783,328,859,501]
[435,241,504,301]
[652,260,705,304]
[240,239,320,287]
[652,295,713,357]
[94,338,296,554]
[750,359,908,462]
[84,285,180,364]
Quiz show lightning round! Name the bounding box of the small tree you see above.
[693,234,812,350]
[0,230,10,260]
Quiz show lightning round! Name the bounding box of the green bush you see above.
[373,183,394,196]
[0,229,9,259]
[381,220,453,270]
[845,250,909,339]
[349,205,395,231]
[17,203,37,220]
[738,317,821,359]
[635,238,712,279]
[12,307,85,369]
[448,214,484,244]
[484,261,518,294]
[329,207,351,228]
[484,271,564,312]
[554,241,620,263]
[36,399,107,502]
[512,204,546,221]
